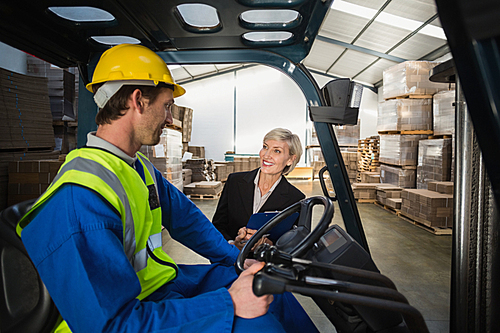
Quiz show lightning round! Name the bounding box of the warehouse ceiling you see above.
[0,0,449,91]
[172,0,449,89]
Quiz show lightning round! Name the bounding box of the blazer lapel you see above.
[238,169,258,217]
[260,177,291,212]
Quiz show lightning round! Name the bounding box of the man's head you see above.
[86,44,185,126]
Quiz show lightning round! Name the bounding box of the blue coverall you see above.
[20,137,319,333]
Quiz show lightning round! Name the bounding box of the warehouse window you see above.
[175,3,221,32]
[47,6,115,22]
[240,10,300,26]
[91,36,141,45]
[242,31,293,44]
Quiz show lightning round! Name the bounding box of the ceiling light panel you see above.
[48,6,115,22]
[90,36,141,45]
[342,0,386,10]
[176,3,220,28]
[388,34,447,60]
[328,49,378,78]
[383,0,438,23]
[240,9,299,24]
[321,9,370,43]
[303,41,346,72]
[332,0,446,40]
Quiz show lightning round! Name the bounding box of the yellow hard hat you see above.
[86,44,185,99]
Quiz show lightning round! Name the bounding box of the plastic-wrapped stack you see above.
[377,99,432,132]
[379,135,426,166]
[433,90,456,178]
[334,120,360,146]
[380,164,416,188]
[139,129,183,191]
[382,61,450,100]
[416,139,452,189]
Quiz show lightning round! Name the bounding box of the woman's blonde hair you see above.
[263,128,302,175]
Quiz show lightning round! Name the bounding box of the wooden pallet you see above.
[427,135,452,139]
[386,94,434,100]
[379,162,417,170]
[373,201,401,215]
[378,130,433,135]
[356,199,376,203]
[188,192,221,200]
[398,211,452,235]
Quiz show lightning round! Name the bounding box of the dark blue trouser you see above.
[146,264,319,333]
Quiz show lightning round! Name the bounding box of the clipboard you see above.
[246,212,299,242]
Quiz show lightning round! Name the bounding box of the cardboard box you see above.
[184,181,223,196]
[401,189,453,227]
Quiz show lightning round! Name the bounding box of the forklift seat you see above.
[0,200,60,333]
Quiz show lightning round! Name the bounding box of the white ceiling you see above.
[171,0,449,90]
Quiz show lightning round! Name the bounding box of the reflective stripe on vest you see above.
[51,157,138,267]
[18,148,177,297]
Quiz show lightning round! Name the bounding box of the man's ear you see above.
[131,89,144,113]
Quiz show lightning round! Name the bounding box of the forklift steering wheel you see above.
[235,196,334,274]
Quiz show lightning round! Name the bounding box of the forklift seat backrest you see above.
[0,199,59,333]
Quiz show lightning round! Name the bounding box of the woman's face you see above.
[259,139,295,176]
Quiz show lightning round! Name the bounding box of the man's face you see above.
[139,88,174,146]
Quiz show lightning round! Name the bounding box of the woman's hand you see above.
[234,227,273,250]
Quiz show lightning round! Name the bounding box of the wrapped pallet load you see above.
[382,61,450,100]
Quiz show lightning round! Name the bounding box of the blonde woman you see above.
[213,128,304,249]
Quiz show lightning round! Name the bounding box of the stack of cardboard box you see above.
[416,138,452,189]
[428,181,454,194]
[170,104,193,155]
[8,159,64,206]
[214,162,234,182]
[184,181,223,199]
[359,171,380,183]
[233,156,259,173]
[375,184,403,210]
[183,158,216,182]
[400,188,453,228]
[140,129,183,191]
[351,183,377,201]
[188,146,205,159]
[341,150,358,183]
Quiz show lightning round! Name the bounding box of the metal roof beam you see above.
[316,35,407,63]
[418,44,450,61]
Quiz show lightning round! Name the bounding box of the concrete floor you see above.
[163,179,452,333]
